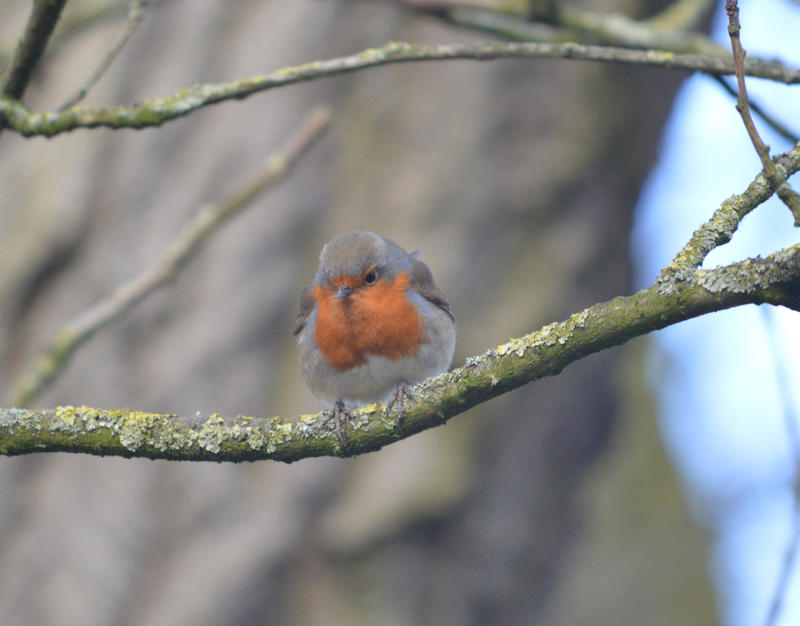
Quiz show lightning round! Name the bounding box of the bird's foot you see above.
[386,381,415,427]
[322,400,352,449]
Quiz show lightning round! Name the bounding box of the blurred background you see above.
[0,0,796,624]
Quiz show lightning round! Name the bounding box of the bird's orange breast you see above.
[313,272,424,371]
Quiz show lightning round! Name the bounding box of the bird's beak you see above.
[335,285,353,299]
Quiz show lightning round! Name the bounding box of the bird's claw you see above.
[386,381,415,426]
[322,400,351,449]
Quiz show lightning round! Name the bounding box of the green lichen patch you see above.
[265,418,293,454]
[197,414,227,454]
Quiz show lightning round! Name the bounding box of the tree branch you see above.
[57,0,150,111]
[0,0,70,100]
[725,0,800,226]
[711,76,798,146]
[3,126,800,460]
[659,139,800,279]
[3,107,332,408]
[1,39,798,137]
[385,0,722,54]
[2,242,799,461]
[0,0,129,71]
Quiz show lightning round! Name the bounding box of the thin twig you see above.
[712,76,799,145]
[726,0,800,226]
[0,0,70,100]
[658,139,800,279]
[2,39,799,138]
[3,107,332,408]
[58,0,150,111]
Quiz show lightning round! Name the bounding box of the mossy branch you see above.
[1,40,799,137]
[2,242,799,461]
[3,133,800,460]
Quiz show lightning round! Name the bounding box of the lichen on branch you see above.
[2,40,799,137]
[2,241,799,462]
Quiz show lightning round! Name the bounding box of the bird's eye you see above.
[364,270,378,284]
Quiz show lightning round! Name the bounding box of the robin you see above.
[294,231,456,447]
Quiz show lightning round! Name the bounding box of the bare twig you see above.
[3,107,332,408]
[0,0,70,100]
[726,0,800,226]
[2,39,799,137]
[712,76,799,145]
[57,0,150,111]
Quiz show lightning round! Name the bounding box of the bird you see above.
[294,231,456,447]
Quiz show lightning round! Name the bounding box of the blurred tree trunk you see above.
[0,0,717,624]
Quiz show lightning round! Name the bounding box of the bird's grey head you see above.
[319,231,388,281]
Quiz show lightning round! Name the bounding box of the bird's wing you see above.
[409,255,455,321]
[293,284,316,336]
